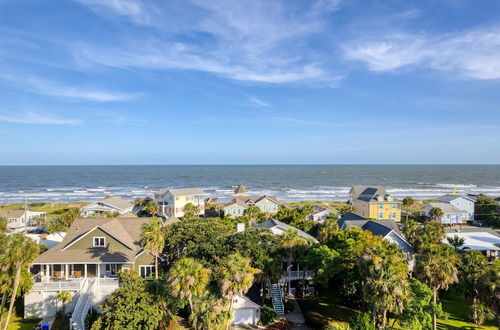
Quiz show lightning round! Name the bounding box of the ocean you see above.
[0,165,499,203]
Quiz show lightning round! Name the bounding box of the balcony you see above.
[282,270,315,281]
[32,278,84,292]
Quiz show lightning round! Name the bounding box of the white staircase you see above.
[271,283,284,315]
[69,279,95,330]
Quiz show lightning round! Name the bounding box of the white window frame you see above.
[93,237,106,247]
[139,265,155,278]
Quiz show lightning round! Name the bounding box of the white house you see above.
[308,205,334,223]
[26,232,67,249]
[437,194,475,221]
[80,196,134,217]
[421,202,468,225]
[155,188,205,218]
[231,294,261,325]
[0,209,46,232]
[444,228,500,261]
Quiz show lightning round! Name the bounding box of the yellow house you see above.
[352,187,401,221]
[155,188,205,218]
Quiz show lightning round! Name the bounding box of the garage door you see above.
[233,308,255,324]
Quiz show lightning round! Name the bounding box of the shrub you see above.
[350,313,375,330]
[260,305,277,325]
[470,302,495,325]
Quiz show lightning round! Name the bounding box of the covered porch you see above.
[33,263,132,282]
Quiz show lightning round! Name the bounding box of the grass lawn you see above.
[438,294,497,330]
[0,202,88,220]
[1,310,39,330]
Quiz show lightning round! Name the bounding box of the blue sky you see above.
[1,0,500,165]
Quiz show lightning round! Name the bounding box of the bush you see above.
[470,302,495,325]
[284,298,295,313]
[350,313,375,330]
[260,305,277,325]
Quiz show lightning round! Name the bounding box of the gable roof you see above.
[33,217,151,264]
[438,194,476,203]
[160,188,205,196]
[350,185,387,198]
[357,187,398,203]
[0,209,26,218]
[255,219,319,243]
[338,217,404,237]
[422,203,469,214]
[82,196,133,211]
[234,184,248,195]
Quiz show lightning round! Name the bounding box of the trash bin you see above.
[41,322,49,330]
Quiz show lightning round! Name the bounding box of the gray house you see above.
[420,202,468,225]
[437,194,475,221]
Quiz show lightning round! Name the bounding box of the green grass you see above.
[0,202,88,220]
[1,310,40,330]
[438,294,497,330]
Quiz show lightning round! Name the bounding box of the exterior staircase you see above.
[271,283,284,315]
[69,278,95,330]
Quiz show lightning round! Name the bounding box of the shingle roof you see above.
[0,209,26,218]
[159,188,205,196]
[33,217,151,264]
[234,184,248,194]
[422,203,468,214]
[438,194,476,203]
[82,196,133,211]
[350,185,387,198]
[338,217,404,237]
[255,219,319,243]
[357,187,398,203]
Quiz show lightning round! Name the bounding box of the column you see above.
[97,264,100,285]
[65,264,69,280]
[84,264,88,278]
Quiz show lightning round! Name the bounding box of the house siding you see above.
[66,228,130,251]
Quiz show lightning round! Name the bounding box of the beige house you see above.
[224,195,279,218]
[0,209,46,232]
[155,187,205,218]
[25,217,157,323]
[80,196,134,217]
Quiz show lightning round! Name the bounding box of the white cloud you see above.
[1,73,138,102]
[248,97,270,107]
[72,0,342,84]
[74,0,154,25]
[0,112,81,125]
[343,26,500,80]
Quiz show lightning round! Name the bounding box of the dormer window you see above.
[93,237,105,247]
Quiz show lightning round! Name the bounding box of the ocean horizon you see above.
[1,165,500,203]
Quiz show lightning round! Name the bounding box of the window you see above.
[93,237,105,247]
[391,212,396,219]
[378,212,384,219]
[139,265,155,278]
[391,203,398,209]
[378,203,384,209]
[105,264,120,276]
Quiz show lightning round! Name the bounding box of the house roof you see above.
[350,185,387,198]
[438,194,476,203]
[82,196,133,211]
[33,217,152,264]
[234,184,248,194]
[255,219,319,243]
[444,228,500,251]
[0,209,26,218]
[422,203,468,214]
[158,188,205,196]
[356,187,398,203]
[338,216,404,237]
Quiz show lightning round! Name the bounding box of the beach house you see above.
[155,188,205,218]
[437,194,476,221]
[0,209,46,232]
[444,228,500,261]
[224,195,279,218]
[420,202,468,225]
[349,185,387,204]
[351,186,401,221]
[80,196,134,217]
[24,217,157,325]
[307,205,334,223]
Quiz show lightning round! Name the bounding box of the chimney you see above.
[237,223,245,233]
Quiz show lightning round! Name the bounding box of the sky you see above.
[1,0,500,165]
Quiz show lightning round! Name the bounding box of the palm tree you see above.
[477,261,500,327]
[402,219,420,246]
[215,253,259,328]
[189,293,231,330]
[0,264,12,325]
[318,218,338,243]
[402,197,416,222]
[280,229,308,294]
[415,244,459,330]
[141,217,165,280]
[1,234,39,330]
[429,207,444,223]
[447,235,465,251]
[57,290,72,314]
[166,257,211,314]
[142,199,159,217]
[243,205,263,226]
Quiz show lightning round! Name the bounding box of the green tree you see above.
[57,290,72,314]
[243,205,264,226]
[134,197,143,207]
[183,202,200,219]
[189,293,231,330]
[303,244,340,285]
[215,253,259,328]
[1,234,39,330]
[402,196,416,222]
[92,271,162,330]
[402,219,420,246]
[415,244,459,330]
[475,195,500,227]
[317,218,339,243]
[47,217,67,233]
[415,222,445,251]
[141,217,165,280]
[447,235,465,251]
[166,257,211,314]
[60,207,80,227]
[429,207,444,222]
[142,199,159,217]
[280,229,308,294]
[0,217,6,233]
[477,260,500,327]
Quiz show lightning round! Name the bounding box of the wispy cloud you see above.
[248,97,271,107]
[72,0,342,84]
[0,112,81,125]
[343,25,500,80]
[73,0,155,25]
[1,72,138,102]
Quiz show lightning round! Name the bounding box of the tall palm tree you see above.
[142,199,160,217]
[141,217,165,280]
[243,205,263,227]
[166,257,211,314]
[429,207,444,223]
[402,197,416,222]
[57,290,72,314]
[415,244,459,330]
[402,219,420,246]
[189,293,231,330]
[477,261,500,327]
[1,234,39,330]
[280,229,307,294]
[447,235,465,251]
[318,218,338,243]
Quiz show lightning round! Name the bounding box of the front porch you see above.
[33,263,131,283]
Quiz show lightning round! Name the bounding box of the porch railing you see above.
[31,279,83,291]
[283,270,315,280]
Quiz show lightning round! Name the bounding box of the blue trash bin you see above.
[41,322,49,330]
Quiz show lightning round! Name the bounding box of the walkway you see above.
[284,298,312,330]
